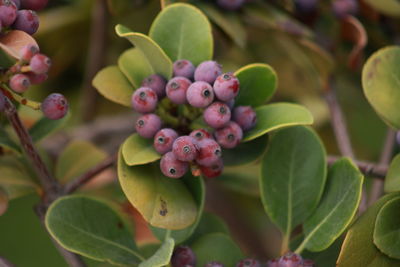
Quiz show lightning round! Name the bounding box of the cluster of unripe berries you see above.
[131,59,257,179]
[0,0,47,35]
[295,0,358,18]
[171,246,315,267]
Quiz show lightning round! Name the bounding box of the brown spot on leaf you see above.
[159,197,168,216]
[117,221,123,229]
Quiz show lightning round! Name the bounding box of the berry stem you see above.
[1,86,41,110]
[20,65,31,73]
[156,105,180,127]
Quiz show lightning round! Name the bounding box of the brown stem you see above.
[327,155,388,179]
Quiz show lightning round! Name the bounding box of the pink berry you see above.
[172,136,198,162]
[189,129,211,141]
[214,121,243,149]
[186,81,214,108]
[196,138,222,167]
[141,74,167,98]
[13,9,39,35]
[9,74,30,93]
[160,152,188,178]
[171,246,196,267]
[19,44,39,62]
[21,0,48,10]
[173,59,195,79]
[236,259,261,267]
[200,158,223,178]
[266,259,279,267]
[41,93,68,120]
[153,128,178,155]
[213,73,240,102]
[26,72,47,84]
[302,259,315,267]
[131,87,158,113]
[166,76,191,104]
[332,0,358,18]
[194,61,222,84]
[29,53,51,74]
[278,252,303,267]
[0,0,17,27]
[203,102,231,129]
[135,114,161,139]
[233,106,257,131]
[11,0,20,8]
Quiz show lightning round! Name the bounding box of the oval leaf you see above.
[149,3,213,65]
[118,150,197,229]
[188,212,230,243]
[116,25,172,80]
[92,65,133,107]
[260,126,327,235]
[297,158,363,252]
[223,135,268,166]
[0,128,21,153]
[122,134,160,166]
[243,103,314,142]
[0,30,38,67]
[362,46,400,129]
[29,113,70,143]
[384,154,400,193]
[218,162,260,196]
[118,48,154,88]
[234,63,278,107]
[45,195,143,266]
[139,237,174,267]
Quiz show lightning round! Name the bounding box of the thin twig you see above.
[0,256,15,267]
[327,155,388,179]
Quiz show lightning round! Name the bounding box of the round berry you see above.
[11,0,20,8]
[189,129,211,142]
[213,73,240,102]
[166,77,191,104]
[214,121,243,149]
[160,152,188,178]
[236,259,261,267]
[135,114,161,139]
[171,246,196,267]
[0,91,5,112]
[153,128,178,155]
[29,53,51,74]
[194,61,222,84]
[266,258,279,267]
[172,136,198,162]
[13,10,39,35]
[203,102,231,129]
[0,0,17,27]
[302,259,315,267]
[141,74,167,98]
[19,44,39,62]
[26,72,47,84]
[21,0,48,10]
[9,74,30,93]
[41,93,68,120]
[186,81,214,108]
[196,138,222,167]
[278,252,303,267]
[200,158,224,178]
[173,59,195,79]
[217,0,245,10]
[131,87,158,113]
[332,0,358,18]
[233,106,257,131]
[204,261,225,267]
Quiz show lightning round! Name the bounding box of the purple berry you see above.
[26,71,47,84]
[213,73,240,102]
[204,261,225,267]
[9,74,30,93]
[186,81,214,108]
[135,114,161,139]
[20,0,48,10]
[166,77,191,104]
[194,61,222,84]
[19,44,39,62]
[278,252,303,267]
[294,0,317,13]
[266,259,279,267]
[153,128,178,155]
[29,53,51,74]
[332,0,358,18]
[203,102,231,129]
[41,93,68,120]
[171,246,196,267]
[13,10,39,35]
[0,91,5,112]
[131,87,158,113]
[200,158,223,178]
[302,259,315,267]
[236,259,261,267]
[233,106,257,131]
[190,129,212,142]
[160,151,189,178]
[11,0,19,8]
[0,0,17,27]
[196,138,222,167]
[173,59,195,79]
[217,0,245,10]
[141,74,167,98]
[225,99,235,109]
[172,136,198,162]
[214,121,243,149]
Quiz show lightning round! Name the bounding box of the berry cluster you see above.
[0,0,47,35]
[266,252,315,267]
[131,60,257,179]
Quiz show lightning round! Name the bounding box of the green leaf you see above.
[139,238,174,267]
[191,233,243,266]
[45,195,143,266]
[218,162,260,196]
[234,63,278,107]
[151,177,205,244]
[149,3,213,65]
[243,103,314,142]
[115,25,172,80]
[260,126,327,235]
[92,65,133,107]
[384,154,400,193]
[223,135,268,166]
[29,113,70,143]
[189,212,230,243]
[118,48,153,88]
[362,46,400,129]
[56,141,107,183]
[297,158,363,252]
[364,0,400,17]
[122,134,160,166]
[0,128,20,153]
[118,149,198,229]
[337,193,400,267]
[374,197,400,259]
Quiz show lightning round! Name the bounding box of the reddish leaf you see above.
[0,30,38,60]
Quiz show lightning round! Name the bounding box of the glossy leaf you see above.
[364,0,400,17]
[218,163,260,196]
[374,197,400,259]
[0,128,20,153]
[118,48,153,88]
[122,134,160,166]
[362,46,400,129]
[149,3,213,65]
[234,63,277,107]
[243,103,314,142]
[384,154,400,193]
[223,135,268,166]
[116,25,172,79]
[260,126,326,235]
[92,65,133,107]
[337,193,400,267]
[45,195,143,265]
[29,113,70,143]
[297,158,363,252]
[118,149,197,229]
[139,238,174,267]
